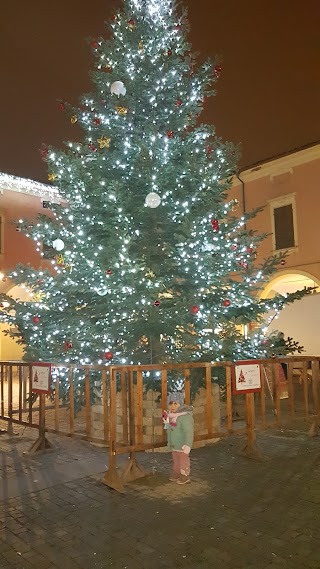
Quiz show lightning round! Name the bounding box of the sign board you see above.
[233,360,262,394]
[31,363,52,394]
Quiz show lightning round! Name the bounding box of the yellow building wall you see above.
[0,324,24,361]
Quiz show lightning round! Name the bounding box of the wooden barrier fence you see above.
[0,357,320,491]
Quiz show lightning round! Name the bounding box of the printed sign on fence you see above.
[233,360,262,394]
[31,363,52,394]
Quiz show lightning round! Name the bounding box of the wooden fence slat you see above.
[85,367,91,437]
[1,365,4,417]
[55,375,60,431]
[288,362,295,416]
[161,370,167,413]
[69,367,75,435]
[28,365,33,426]
[205,365,213,436]
[121,370,129,445]
[101,368,109,443]
[312,360,320,415]
[128,370,136,446]
[184,369,191,405]
[272,363,281,426]
[18,366,23,422]
[226,365,233,432]
[260,364,266,429]
[136,369,143,445]
[302,362,309,418]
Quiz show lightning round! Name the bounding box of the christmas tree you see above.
[0,0,311,373]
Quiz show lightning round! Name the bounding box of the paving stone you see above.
[2,427,320,568]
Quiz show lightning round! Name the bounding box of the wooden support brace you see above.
[28,393,55,454]
[102,462,126,494]
[121,453,148,484]
[308,413,320,437]
[28,434,55,455]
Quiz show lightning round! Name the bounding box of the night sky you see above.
[1,0,319,183]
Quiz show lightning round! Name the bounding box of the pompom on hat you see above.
[168,392,184,406]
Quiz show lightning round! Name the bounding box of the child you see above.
[163,392,194,485]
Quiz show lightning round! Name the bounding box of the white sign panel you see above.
[234,362,261,393]
[31,364,51,394]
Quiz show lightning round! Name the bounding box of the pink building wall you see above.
[231,143,320,288]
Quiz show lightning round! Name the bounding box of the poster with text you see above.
[233,361,262,394]
[31,363,52,394]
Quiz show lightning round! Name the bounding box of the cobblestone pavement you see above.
[1,424,320,569]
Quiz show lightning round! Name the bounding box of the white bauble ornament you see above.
[96,286,108,297]
[203,242,219,252]
[145,192,161,208]
[110,81,126,97]
[52,239,65,251]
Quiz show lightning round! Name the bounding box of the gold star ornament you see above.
[48,173,58,182]
[115,106,128,116]
[70,116,78,124]
[97,136,111,149]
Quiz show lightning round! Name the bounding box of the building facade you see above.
[0,173,60,360]
[231,142,320,354]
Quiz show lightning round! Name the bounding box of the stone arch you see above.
[0,284,32,360]
[260,270,320,299]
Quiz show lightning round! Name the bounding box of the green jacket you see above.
[167,405,194,451]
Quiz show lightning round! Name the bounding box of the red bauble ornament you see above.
[128,18,135,28]
[41,146,49,160]
[214,65,222,78]
[191,305,200,315]
[167,49,173,56]
[231,244,238,251]
[166,130,174,138]
[154,300,160,307]
[88,144,97,152]
[211,219,220,232]
[105,351,113,361]
[90,40,99,49]
[206,145,213,155]
[223,299,231,307]
[238,261,248,269]
[106,269,113,275]
[33,316,40,324]
[247,247,253,253]
[58,101,65,111]
[93,118,101,126]
[65,341,73,350]
[176,99,183,107]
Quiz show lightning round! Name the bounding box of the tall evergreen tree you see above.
[0,0,310,370]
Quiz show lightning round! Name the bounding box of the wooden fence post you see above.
[69,367,75,435]
[241,393,264,461]
[287,362,295,417]
[121,369,147,485]
[272,363,281,427]
[101,368,109,444]
[309,360,320,437]
[7,365,14,435]
[302,361,309,419]
[28,393,54,454]
[103,367,125,493]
